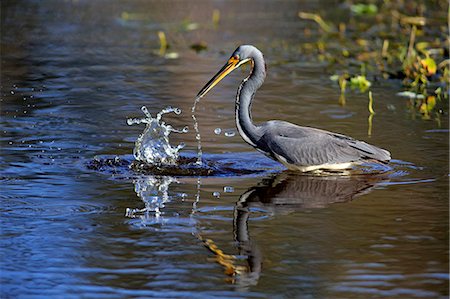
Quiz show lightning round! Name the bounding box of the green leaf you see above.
[349,75,371,92]
[421,57,437,76]
[350,4,378,16]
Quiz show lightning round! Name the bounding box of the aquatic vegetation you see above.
[350,3,378,16]
[190,41,208,53]
[330,73,372,93]
[299,1,448,119]
[298,12,334,33]
[156,31,179,59]
[212,9,221,29]
[367,91,375,136]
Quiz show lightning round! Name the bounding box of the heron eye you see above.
[233,55,240,60]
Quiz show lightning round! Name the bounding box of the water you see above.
[1,1,448,298]
[192,97,203,166]
[127,105,187,165]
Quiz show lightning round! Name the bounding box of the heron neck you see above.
[235,59,265,146]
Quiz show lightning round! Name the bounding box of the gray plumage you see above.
[197,45,391,172]
[258,121,390,167]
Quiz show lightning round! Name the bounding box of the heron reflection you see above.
[210,172,390,287]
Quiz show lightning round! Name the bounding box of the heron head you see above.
[196,46,253,99]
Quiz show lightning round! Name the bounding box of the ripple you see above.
[126,214,196,233]
[86,151,282,178]
[2,200,114,219]
[196,205,270,221]
[320,108,356,119]
[331,285,438,297]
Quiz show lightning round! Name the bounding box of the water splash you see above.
[127,106,188,165]
[191,97,203,166]
[125,176,178,226]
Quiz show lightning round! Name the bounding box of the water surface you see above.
[1,1,448,298]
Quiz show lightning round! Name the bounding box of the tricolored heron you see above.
[196,45,390,172]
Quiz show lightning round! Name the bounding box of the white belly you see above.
[274,153,357,173]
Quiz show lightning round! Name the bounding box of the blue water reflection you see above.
[1,1,448,298]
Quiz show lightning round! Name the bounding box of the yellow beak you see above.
[197,57,251,98]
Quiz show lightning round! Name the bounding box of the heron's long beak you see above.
[196,57,251,98]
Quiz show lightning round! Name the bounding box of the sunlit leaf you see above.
[329,74,339,81]
[164,52,179,59]
[356,39,369,47]
[185,22,199,31]
[415,42,429,53]
[349,75,371,92]
[421,57,437,76]
[419,102,429,118]
[426,96,436,111]
[397,91,425,99]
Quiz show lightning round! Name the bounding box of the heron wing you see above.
[260,121,391,166]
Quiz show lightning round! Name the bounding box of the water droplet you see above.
[213,191,220,198]
[223,186,234,193]
[191,97,203,165]
[141,106,152,118]
[125,208,133,217]
[10,91,14,95]
[214,128,222,135]
[224,131,235,137]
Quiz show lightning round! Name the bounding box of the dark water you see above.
[1,1,448,298]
